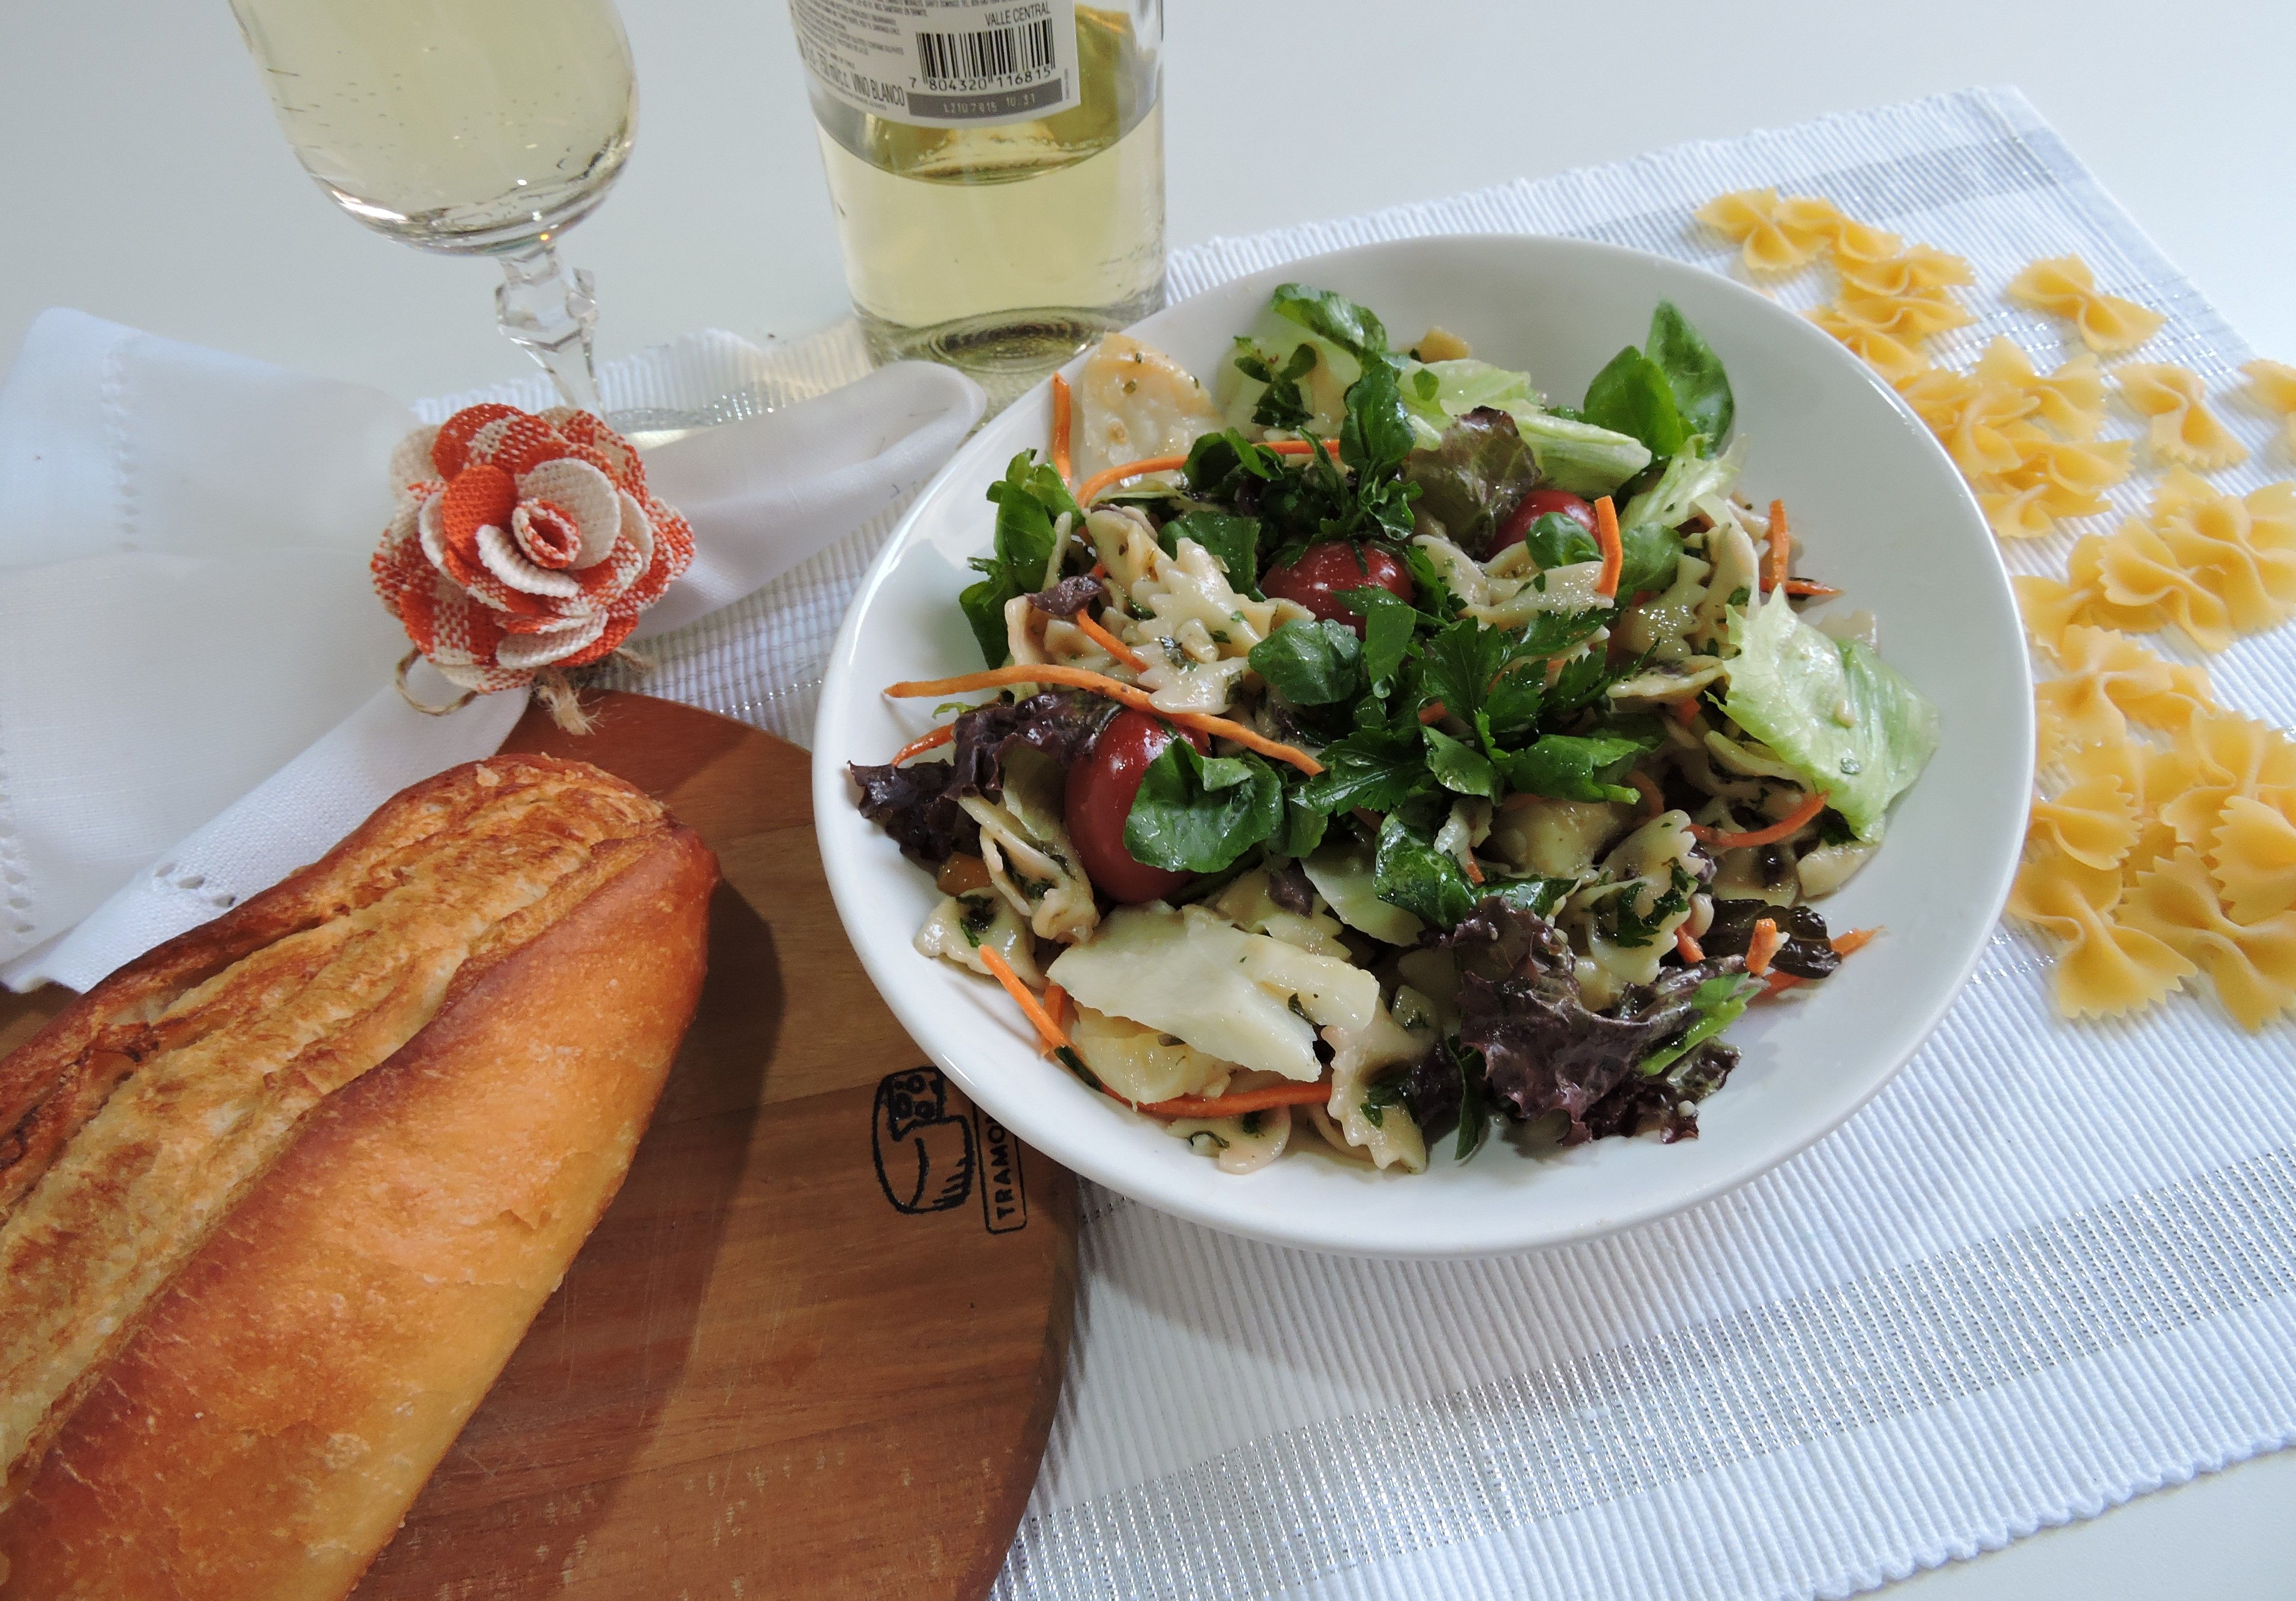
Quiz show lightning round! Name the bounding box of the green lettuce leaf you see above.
[1721,595,1941,841]
[1398,356,1651,496]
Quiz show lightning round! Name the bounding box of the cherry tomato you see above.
[1493,488,1597,552]
[1064,709,1210,904]
[1260,541,1415,636]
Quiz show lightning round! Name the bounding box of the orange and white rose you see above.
[372,403,694,693]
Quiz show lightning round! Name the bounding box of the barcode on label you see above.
[916,18,1057,87]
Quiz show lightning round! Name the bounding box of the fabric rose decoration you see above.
[372,403,695,695]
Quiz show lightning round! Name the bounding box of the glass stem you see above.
[495,241,602,415]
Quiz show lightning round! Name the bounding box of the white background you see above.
[2,1,2292,1593]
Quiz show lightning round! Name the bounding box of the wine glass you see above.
[228,0,638,414]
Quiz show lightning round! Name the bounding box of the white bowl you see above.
[814,234,2031,1258]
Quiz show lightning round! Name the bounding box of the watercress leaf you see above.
[1298,725,1429,812]
[1400,543,1459,618]
[1270,283,1390,364]
[1422,724,1501,799]
[1480,875,1577,919]
[1580,347,1689,459]
[960,576,1018,668]
[1373,810,1479,929]
[1615,520,1685,598]
[1182,427,1281,495]
[1124,739,1283,873]
[1496,732,1652,803]
[1249,618,1362,707]
[1644,300,1734,445]
[1340,355,1417,480]
[1522,511,1601,569]
[961,448,1078,664]
[1162,509,1262,591]
[1277,786,1331,858]
[1355,592,1417,688]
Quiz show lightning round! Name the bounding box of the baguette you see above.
[0,754,717,1599]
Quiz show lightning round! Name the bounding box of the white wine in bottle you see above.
[791,0,1165,408]
[230,0,637,253]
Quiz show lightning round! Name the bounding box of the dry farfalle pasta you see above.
[2032,624,2212,759]
[1806,307,1930,384]
[2122,847,2296,1030]
[1694,188,1838,274]
[2009,845,2195,1017]
[2117,363,2248,471]
[2005,255,2167,355]
[2242,359,2296,456]
[2211,792,2296,924]
[2012,473,2296,654]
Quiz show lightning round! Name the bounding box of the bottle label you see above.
[790,0,1082,128]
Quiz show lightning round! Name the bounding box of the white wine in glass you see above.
[229,0,638,412]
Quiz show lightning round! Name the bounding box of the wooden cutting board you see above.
[0,692,1076,1601]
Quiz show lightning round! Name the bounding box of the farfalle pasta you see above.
[2147,471,2296,636]
[2211,793,2296,923]
[2009,844,2195,1017]
[2005,255,2167,355]
[2117,363,2248,471]
[1974,339,2107,439]
[1806,307,1930,384]
[2242,359,2296,456]
[1837,245,1975,298]
[1694,188,1835,274]
[2122,847,2296,1031]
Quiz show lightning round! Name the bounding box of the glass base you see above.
[859,285,1165,415]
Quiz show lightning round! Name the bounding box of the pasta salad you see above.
[850,283,1940,1175]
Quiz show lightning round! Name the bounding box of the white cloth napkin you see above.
[0,314,981,991]
[458,88,2293,1601]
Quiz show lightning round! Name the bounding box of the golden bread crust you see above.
[0,754,717,1600]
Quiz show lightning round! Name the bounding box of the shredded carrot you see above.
[1831,926,1881,957]
[1745,917,1784,977]
[1073,437,1341,506]
[1675,925,1705,963]
[1626,770,1665,820]
[1781,578,1841,598]
[1050,371,1073,487]
[1670,696,1700,726]
[1418,701,1449,725]
[1592,494,1623,600]
[1759,926,1881,999]
[1039,981,1072,1055]
[977,944,1070,1054]
[884,665,1324,775]
[1461,853,1485,886]
[1089,559,1107,579]
[1688,789,1828,850]
[893,725,954,764]
[1763,498,1791,593]
[1068,608,1150,671]
[1137,1079,1333,1118]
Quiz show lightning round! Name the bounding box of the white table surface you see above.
[4,1,2292,1594]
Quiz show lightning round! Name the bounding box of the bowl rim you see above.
[813,230,2032,1258]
